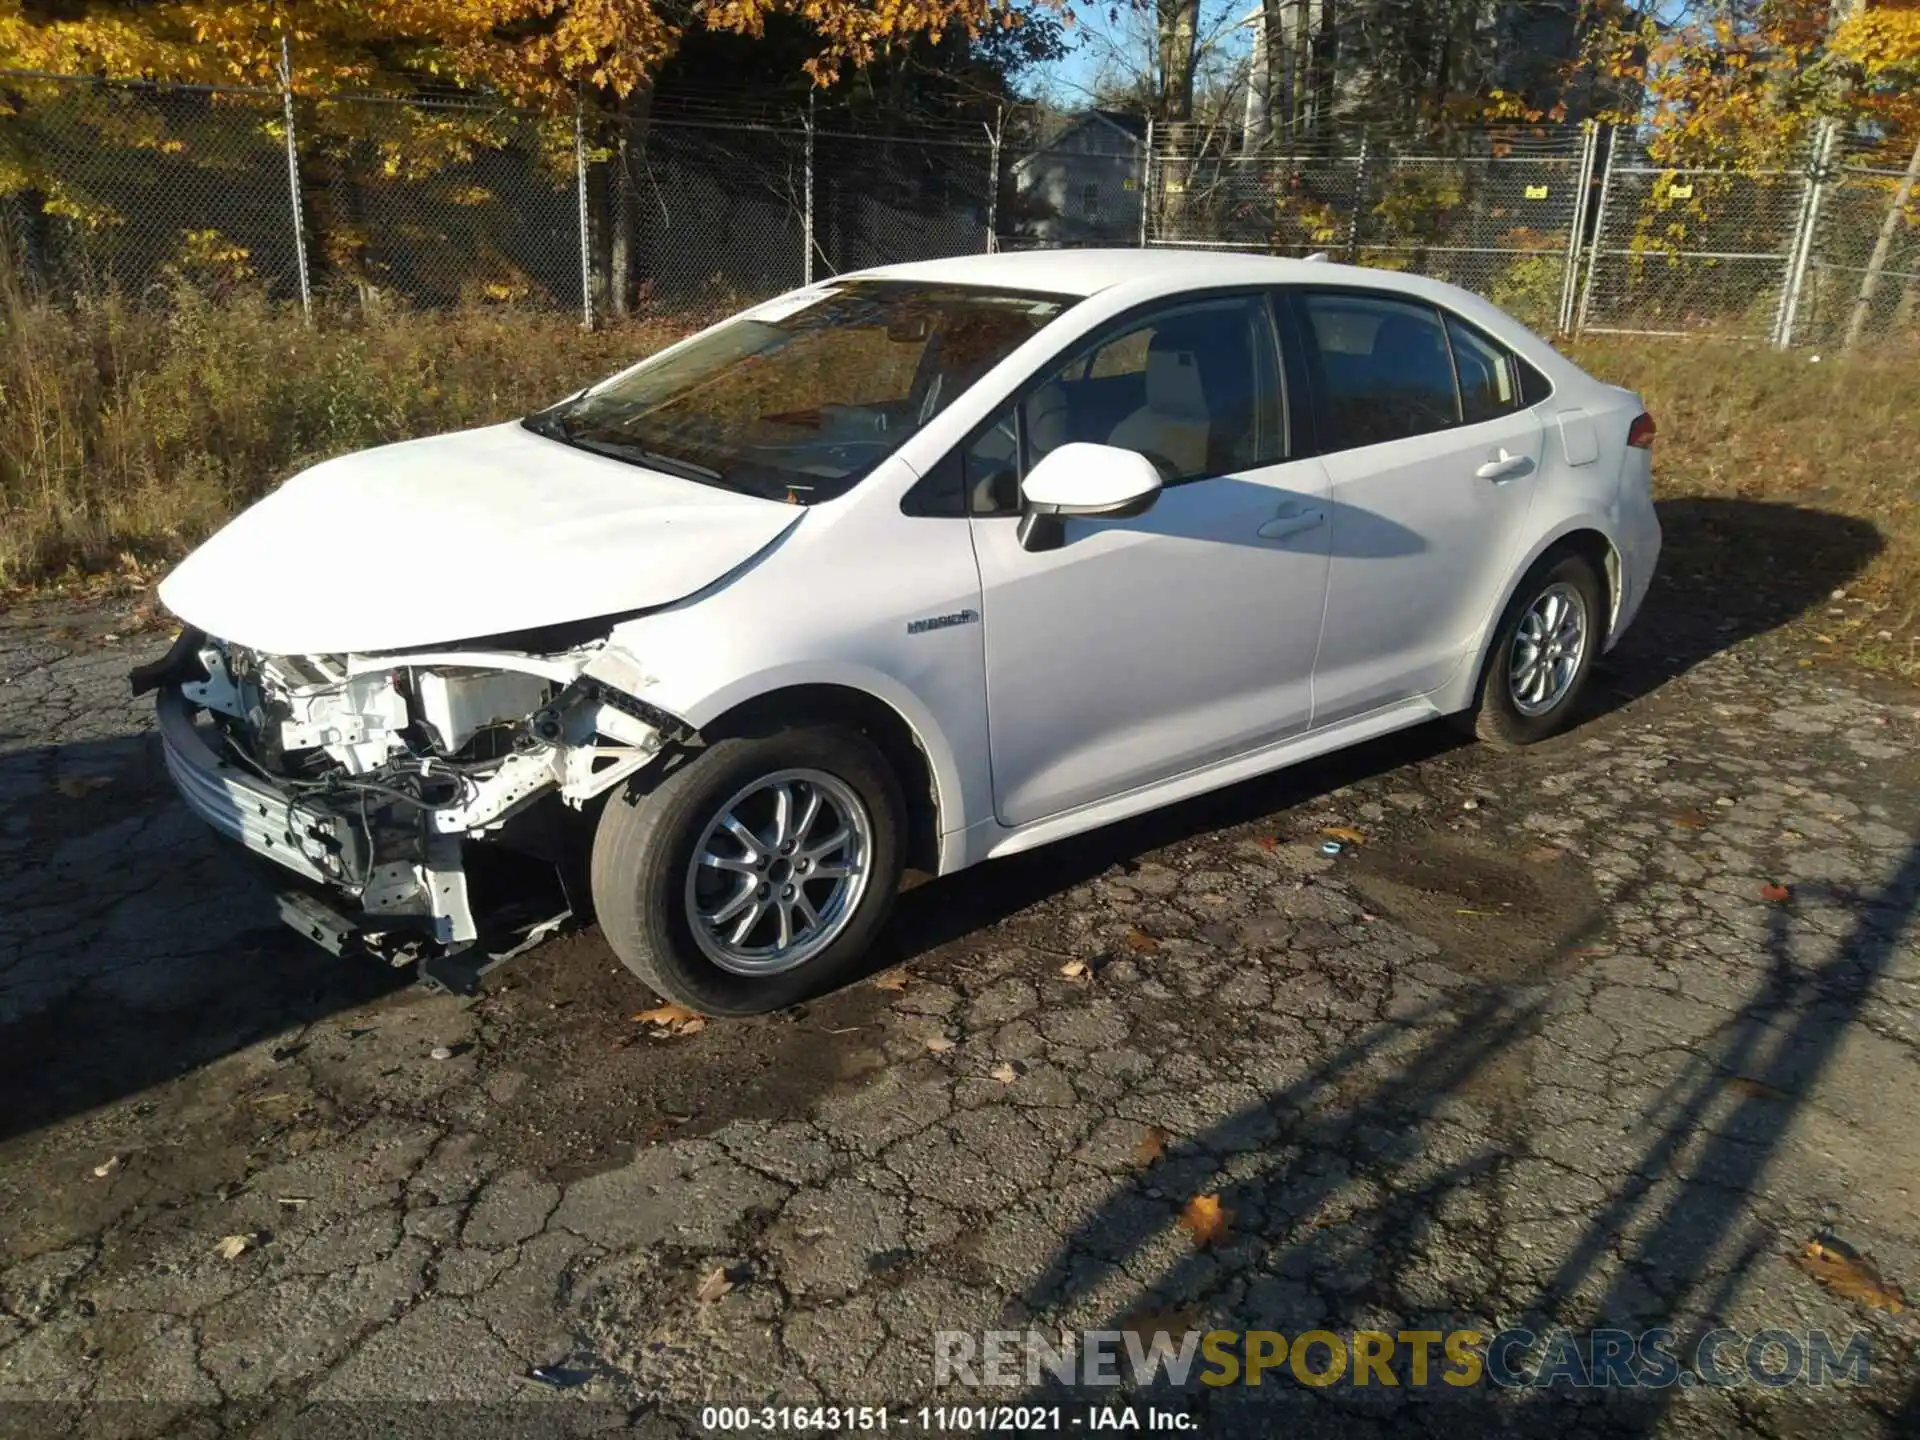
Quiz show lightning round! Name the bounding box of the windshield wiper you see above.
[632,447,722,482]
[556,432,731,485]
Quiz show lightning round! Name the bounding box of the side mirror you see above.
[1016,443,1163,552]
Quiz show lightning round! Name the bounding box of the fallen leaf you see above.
[1793,1238,1906,1313]
[871,969,910,992]
[1760,882,1791,904]
[1321,825,1367,846]
[1059,959,1091,983]
[528,1365,595,1388]
[54,774,113,799]
[1124,928,1159,954]
[924,1035,956,1053]
[1134,1126,1169,1166]
[1522,845,1564,865]
[213,1234,256,1261]
[1724,1076,1790,1102]
[695,1266,735,1304]
[631,1002,701,1027]
[673,1016,706,1036]
[1673,809,1712,830]
[989,1060,1019,1084]
[1255,835,1279,851]
[92,1155,121,1179]
[1179,1194,1231,1247]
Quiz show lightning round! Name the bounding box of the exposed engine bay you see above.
[140,628,686,988]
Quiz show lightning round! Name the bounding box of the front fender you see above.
[586,648,976,860]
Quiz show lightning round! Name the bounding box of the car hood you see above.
[159,421,802,655]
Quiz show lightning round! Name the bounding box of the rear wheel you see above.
[1467,551,1604,748]
[590,724,905,1016]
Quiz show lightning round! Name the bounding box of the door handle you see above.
[1257,505,1327,541]
[1475,449,1532,482]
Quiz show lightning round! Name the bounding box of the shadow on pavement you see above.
[0,729,412,1146]
[1002,831,1920,1433]
[1593,497,1883,714]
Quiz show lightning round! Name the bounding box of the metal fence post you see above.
[1573,125,1619,337]
[278,38,312,324]
[574,99,594,331]
[1139,118,1155,247]
[984,109,1002,254]
[1775,118,1838,350]
[1559,121,1599,334]
[1345,136,1369,263]
[1843,133,1920,349]
[802,94,815,285]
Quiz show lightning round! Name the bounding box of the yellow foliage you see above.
[0,1,1043,101]
[166,228,256,285]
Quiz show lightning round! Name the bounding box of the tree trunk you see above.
[1243,5,1275,156]
[606,85,656,318]
[1842,133,1920,350]
[1156,0,1198,124]
[1310,0,1339,138]
[1290,0,1312,138]
[13,189,52,294]
[1152,0,1199,240]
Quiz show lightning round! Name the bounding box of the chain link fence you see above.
[1792,136,1920,351]
[1574,129,1815,343]
[4,71,1917,350]
[1145,129,1594,334]
[0,75,301,302]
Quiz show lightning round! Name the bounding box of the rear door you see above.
[1288,289,1545,726]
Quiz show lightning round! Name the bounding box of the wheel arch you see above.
[1446,520,1623,715]
[698,681,949,880]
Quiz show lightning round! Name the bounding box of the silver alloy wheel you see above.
[1508,580,1589,717]
[684,768,873,977]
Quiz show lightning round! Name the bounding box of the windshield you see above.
[524,280,1074,503]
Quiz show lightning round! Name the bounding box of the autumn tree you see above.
[1,0,1057,308]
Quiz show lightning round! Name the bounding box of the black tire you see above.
[1466,551,1605,749]
[590,723,905,1016]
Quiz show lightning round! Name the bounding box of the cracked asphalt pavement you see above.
[3,519,1919,1437]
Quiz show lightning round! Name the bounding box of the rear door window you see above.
[1298,292,1461,450]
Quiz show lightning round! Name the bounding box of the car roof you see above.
[847,248,1441,302]
[846,247,1573,373]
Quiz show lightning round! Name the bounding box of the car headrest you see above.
[1144,345,1208,421]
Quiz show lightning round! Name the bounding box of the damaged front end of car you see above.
[134,626,689,992]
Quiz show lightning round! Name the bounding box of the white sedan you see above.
[136,250,1660,1014]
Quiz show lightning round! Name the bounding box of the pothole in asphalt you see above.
[1345,834,1606,985]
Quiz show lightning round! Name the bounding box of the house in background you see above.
[1006,111,1147,246]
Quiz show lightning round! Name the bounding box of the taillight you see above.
[1627,412,1656,449]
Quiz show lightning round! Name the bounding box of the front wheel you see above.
[590,724,906,1016]
[1467,551,1604,748]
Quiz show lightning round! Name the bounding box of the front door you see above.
[965,294,1333,829]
